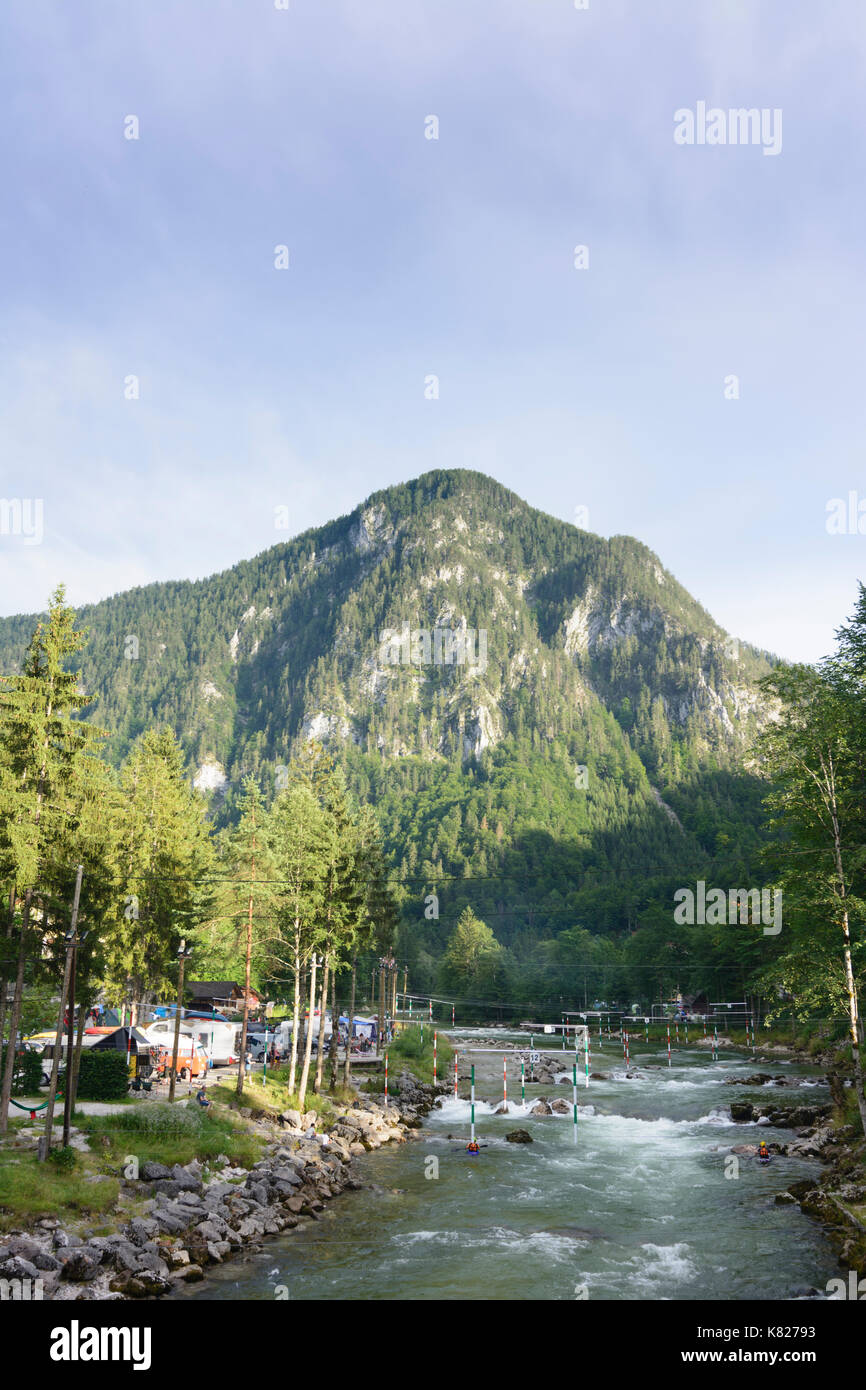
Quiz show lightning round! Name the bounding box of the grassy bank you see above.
[0,1100,261,1233]
[373,1027,453,1086]
[211,1068,358,1124]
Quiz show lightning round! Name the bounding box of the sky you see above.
[1,0,865,663]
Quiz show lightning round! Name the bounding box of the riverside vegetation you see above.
[1,470,865,1183]
[0,1059,447,1300]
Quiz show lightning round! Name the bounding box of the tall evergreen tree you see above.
[0,587,103,1133]
[102,729,213,1021]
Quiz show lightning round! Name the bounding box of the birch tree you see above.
[758,658,866,1134]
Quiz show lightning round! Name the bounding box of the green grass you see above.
[0,1146,120,1231]
[210,1068,357,1127]
[364,1027,454,1087]
[80,1101,262,1170]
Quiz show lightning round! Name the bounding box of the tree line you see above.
[0,587,400,1136]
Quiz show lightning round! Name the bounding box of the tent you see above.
[339,1014,378,1040]
[87,1026,158,1078]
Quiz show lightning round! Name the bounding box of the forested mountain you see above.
[0,470,779,1003]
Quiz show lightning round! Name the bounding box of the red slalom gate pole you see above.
[433,1031,437,1086]
[384,1051,389,1108]
[667,1026,671,1068]
[454,1053,458,1098]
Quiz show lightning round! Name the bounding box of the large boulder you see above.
[505,1129,533,1144]
[140,1161,173,1181]
[59,1250,101,1283]
[730,1102,754,1123]
[0,1254,42,1282]
[125,1217,159,1247]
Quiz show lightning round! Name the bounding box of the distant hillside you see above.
[0,469,779,977]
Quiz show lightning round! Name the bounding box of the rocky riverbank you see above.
[0,1069,447,1300]
[725,1046,866,1277]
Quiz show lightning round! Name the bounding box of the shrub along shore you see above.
[0,1060,448,1300]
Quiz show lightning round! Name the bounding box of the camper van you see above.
[142,1015,238,1066]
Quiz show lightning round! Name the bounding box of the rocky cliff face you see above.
[0,469,776,793]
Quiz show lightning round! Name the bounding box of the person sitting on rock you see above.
[196,1085,211,1110]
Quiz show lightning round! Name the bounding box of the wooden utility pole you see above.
[343,952,358,1088]
[237,827,256,1097]
[39,865,82,1161]
[168,941,192,1104]
[62,920,84,1147]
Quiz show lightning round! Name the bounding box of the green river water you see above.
[180,1032,835,1302]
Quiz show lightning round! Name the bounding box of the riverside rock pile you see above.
[728,1101,833,1128]
[0,1091,440,1301]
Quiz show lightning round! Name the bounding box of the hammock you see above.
[8,1093,64,1119]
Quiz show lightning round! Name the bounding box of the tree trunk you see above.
[237,861,255,1097]
[313,952,330,1093]
[343,953,357,1088]
[0,888,16,1053]
[0,891,31,1137]
[288,933,301,1095]
[829,792,866,1135]
[39,939,75,1161]
[841,907,866,1134]
[329,969,338,1092]
[297,956,318,1111]
[69,988,89,1114]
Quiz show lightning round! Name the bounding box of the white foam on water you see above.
[398,1226,588,1263]
[632,1242,697,1287]
[399,1229,463,1245]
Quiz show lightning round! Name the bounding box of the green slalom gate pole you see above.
[585,1028,590,1089]
[573,1062,578,1144]
[521,1057,525,1110]
[470,1064,476,1143]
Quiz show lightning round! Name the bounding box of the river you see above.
[179,1031,834,1302]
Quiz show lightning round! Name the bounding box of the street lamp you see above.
[168,939,193,1104]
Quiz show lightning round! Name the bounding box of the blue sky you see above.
[1,0,865,662]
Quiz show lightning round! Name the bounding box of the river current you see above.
[180,1031,835,1302]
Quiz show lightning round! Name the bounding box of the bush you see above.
[47,1145,76,1172]
[75,1050,129,1100]
[0,1048,43,1096]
